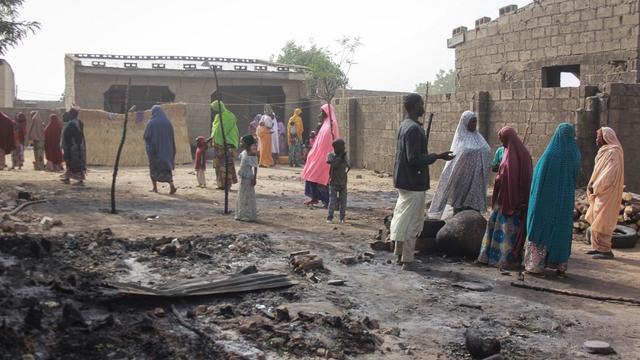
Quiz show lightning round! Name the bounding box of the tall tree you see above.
[416,69,455,95]
[0,0,40,56]
[276,36,361,102]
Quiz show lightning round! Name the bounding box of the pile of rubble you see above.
[0,185,62,233]
[0,231,384,359]
[573,189,640,234]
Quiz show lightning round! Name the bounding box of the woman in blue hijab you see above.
[144,105,177,194]
[523,123,581,277]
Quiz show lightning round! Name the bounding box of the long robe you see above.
[44,114,64,166]
[428,111,491,218]
[0,112,16,168]
[524,123,581,271]
[144,105,176,183]
[62,118,86,180]
[29,111,46,170]
[210,100,239,189]
[257,124,273,167]
[301,103,340,186]
[586,127,625,252]
[271,115,280,154]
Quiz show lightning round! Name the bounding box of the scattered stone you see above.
[240,265,258,275]
[41,301,60,308]
[157,243,176,256]
[465,328,501,359]
[17,191,33,200]
[583,340,615,355]
[40,216,54,231]
[363,317,380,330]
[268,337,287,348]
[289,250,310,257]
[60,302,87,328]
[328,279,346,286]
[436,210,487,258]
[291,254,324,272]
[1,220,15,232]
[152,307,165,318]
[87,242,98,251]
[340,256,358,265]
[274,306,290,322]
[355,175,363,179]
[195,305,208,316]
[458,303,483,310]
[382,327,401,336]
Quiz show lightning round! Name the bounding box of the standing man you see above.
[390,94,455,270]
[586,127,625,259]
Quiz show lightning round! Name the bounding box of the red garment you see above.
[492,126,533,257]
[0,112,16,154]
[195,136,207,170]
[14,113,27,145]
[44,114,64,164]
[493,126,533,216]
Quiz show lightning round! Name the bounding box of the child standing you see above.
[236,134,259,222]
[194,136,208,188]
[327,139,350,224]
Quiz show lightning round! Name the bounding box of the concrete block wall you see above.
[454,0,640,91]
[603,82,640,191]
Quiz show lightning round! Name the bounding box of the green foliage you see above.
[0,0,40,55]
[276,37,360,101]
[415,69,456,95]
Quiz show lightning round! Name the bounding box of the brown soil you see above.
[1,152,640,359]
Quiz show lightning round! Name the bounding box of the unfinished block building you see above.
[336,0,640,191]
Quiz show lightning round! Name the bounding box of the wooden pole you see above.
[110,78,133,214]
[511,282,640,305]
[211,65,230,214]
[424,82,434,145]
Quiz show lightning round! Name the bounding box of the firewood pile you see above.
[573,189,640,234]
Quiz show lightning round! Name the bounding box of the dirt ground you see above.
[2,151,640,359]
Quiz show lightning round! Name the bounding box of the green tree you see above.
[415,69,455,95]
[0,0,40,55]
[276,37,360,102]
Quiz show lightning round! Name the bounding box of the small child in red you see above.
[195,136,207,188]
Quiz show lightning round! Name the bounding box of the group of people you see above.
[0,108,87,185]
[391,93,625,276]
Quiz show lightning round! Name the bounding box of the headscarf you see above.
[144,105,176,171]
[264,104,274,116]
[493,126,533,216]
[14,112,27,145]
[527,123,581,263]
[28,111,45,141]
[428,111,491,218]
[288,108,304,142]
[210,100,240,148]
[44,114,64,164]
[0,112,16,154]
[300,103,340,185]
[586,127,625,235]
[241,134,256,146]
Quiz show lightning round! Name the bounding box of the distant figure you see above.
[143,105,177,194]
[308,130,317,149]
[428,111,491,218]
[210,100,239,190]
[524,123,580,277]
[11,112,27,170]
[236,134,259,222]
[492,146,505,172]
[194,136,208,188]
[0,112,16,170]
[288,108,304,167]
[390,94,454,270]
[327,139,350,224]
[257,120,274,167]
[61,108,87,186]
[271,112,280,162]
[249,113,261,136]
[301,104,340,206]
[28,111,46,170]
[585,127,625,260]
[477,126,532,269]
[44,114,64,172]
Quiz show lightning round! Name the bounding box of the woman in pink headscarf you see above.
[301,103,340,206]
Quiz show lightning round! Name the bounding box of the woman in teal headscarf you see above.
[523,123,581,277]
[210,100,240,190]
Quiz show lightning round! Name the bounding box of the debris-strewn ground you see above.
[2,152,640,359]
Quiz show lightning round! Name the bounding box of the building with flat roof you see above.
[64,53,311,144]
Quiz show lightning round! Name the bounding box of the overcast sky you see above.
[4,0,532,100]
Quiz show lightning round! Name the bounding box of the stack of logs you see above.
[574,189,640,234]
